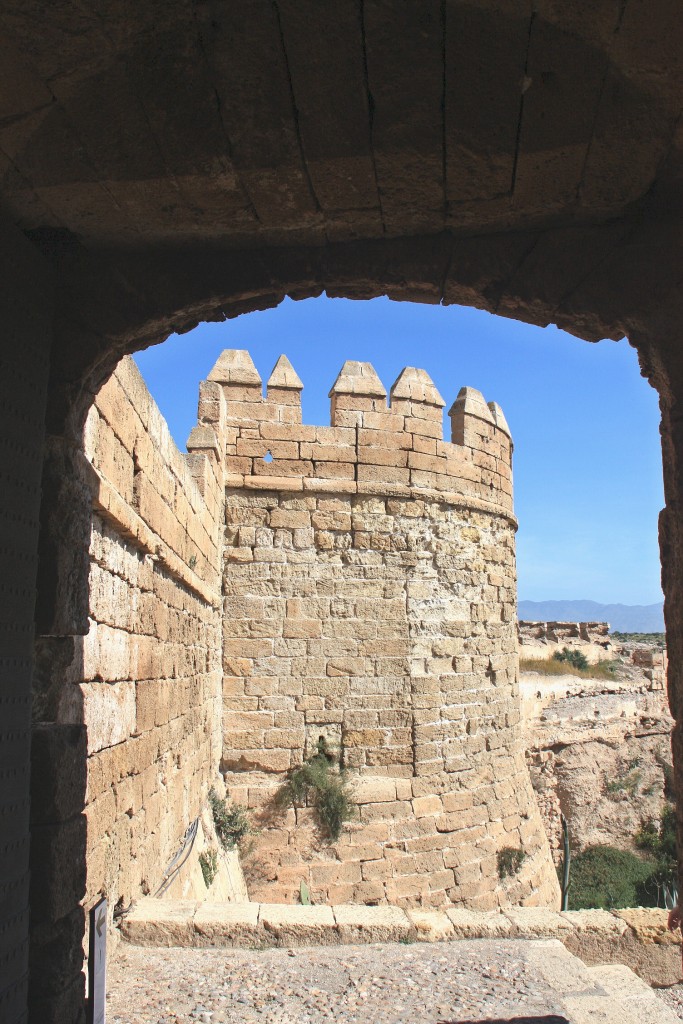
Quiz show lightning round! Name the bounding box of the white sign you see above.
[88,897,107,1024]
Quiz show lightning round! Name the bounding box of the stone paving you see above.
[107,938,680,1024]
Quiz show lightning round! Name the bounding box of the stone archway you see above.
[29,259,681,1024]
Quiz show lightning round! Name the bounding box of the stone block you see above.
[120,898,199,946]
[283,619,322,639]
[353,777,397,803]
[333,905,414,943]
[407,909,455,942]
[259,904,338,945]
[446,908,513,938]
[309,861,361,886]
[311,510,352,530]
[504,907,574,937]
[222,749,291,773]
[344,729,384,748]
[269,508,311,528]
[561,909,628,935]
[615,907,679,944]
[412,794,443,817]
[312,460,356,479]
[193,902,262,947]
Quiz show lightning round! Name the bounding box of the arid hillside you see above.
[519,625,672,863]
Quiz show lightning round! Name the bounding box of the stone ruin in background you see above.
[518,619,667,689]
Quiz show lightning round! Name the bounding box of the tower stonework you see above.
[192,350,559,909]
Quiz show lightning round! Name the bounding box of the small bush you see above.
[634,803,677,905]
[209,789,254,850]
[275,738,353,842]
[567,846,654,910]
[605,769,642,799]
[635,803,676,861]
[497,846,526,879]
[553,647,589,671]
[199,848,218,888]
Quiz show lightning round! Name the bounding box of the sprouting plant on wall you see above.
[497,846,526,880]
[275,737,354,842]
[188,554,197,570]
[209,788,255,850]
[199,847,218,888]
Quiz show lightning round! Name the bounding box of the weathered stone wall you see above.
[208,349,559,910]
[58,359,223,941]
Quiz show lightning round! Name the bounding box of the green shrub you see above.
[497,846,526,879]
[635,804,676,860]
[567,846,655,910]
[605,769,642,799]
[275,738,353,842]
[553,647,589,671]
[634,803,677,905]
[199,848,218,888]
[209,789,254,850]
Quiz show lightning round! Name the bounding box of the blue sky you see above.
[134,295,664,606]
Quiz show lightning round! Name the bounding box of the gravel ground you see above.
[107,940,577,1024]
[658,984,683,1020]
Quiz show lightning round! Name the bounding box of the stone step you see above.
[574,963,680,1023]
[522,942,681,1023]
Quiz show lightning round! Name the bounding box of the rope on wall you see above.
[153,817,200,897]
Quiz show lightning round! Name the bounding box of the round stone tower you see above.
[187,350,560,910]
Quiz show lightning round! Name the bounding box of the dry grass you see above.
[519,656,620,681]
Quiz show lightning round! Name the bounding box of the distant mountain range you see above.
[518,599,664,633]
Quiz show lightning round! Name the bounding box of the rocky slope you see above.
[520,632,673,862]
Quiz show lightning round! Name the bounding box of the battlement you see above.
[188,350,514,513]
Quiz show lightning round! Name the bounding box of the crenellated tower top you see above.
[187,350,514,516]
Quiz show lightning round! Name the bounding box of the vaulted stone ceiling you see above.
[1,1,682,391]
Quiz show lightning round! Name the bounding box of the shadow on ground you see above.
[439,1017,569,1024]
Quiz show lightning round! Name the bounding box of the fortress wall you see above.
[211,351,559,910]
[76,358,223,918]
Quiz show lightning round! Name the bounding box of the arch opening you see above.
[28,290,671,1024]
